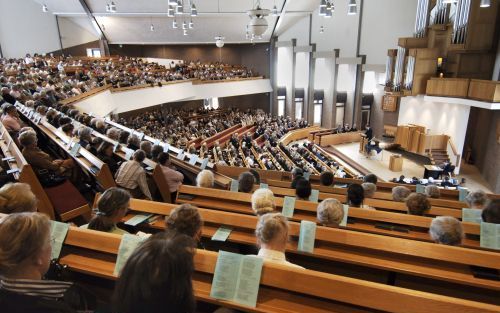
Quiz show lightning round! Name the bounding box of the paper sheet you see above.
[282,196,296,218]
[298,220,317,253]
[308,189,319,203]
[211,226,232,242]
[50,221,69,260]
[462,208,482,224]
[114,234,146,275]
[480,222,500,250]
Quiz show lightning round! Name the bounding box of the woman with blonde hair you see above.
[196,170,214,188]
[81,187,130,234]
[317,198,344,227]
[0,182,37,214]
[251,188,275,216]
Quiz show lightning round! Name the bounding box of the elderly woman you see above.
[361,182,376,198]
[0,212,82,311]
[255,213,303,269]
[81,187,131,234]
[482,199,500,224]
[424,185,440,199]
[406,193,431,216]
[429,216,463,246]
[1,104,23,133]
[166,204,203,243]
[392,186,411,202]
[317,198,344,227]
[0,182,37,214]
[140,141,153,159]
[196,170,214,188]
[76,126,93,149]
[19,130,73,175]
[465,190,489,210]
[251,188,275,216]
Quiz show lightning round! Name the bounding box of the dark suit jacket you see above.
[365,128,373,140]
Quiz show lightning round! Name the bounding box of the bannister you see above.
[427,78,500,102]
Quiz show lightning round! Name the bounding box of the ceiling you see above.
[32,0,316,44]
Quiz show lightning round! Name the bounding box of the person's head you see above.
[317,198,344,227]
[133,149,146,163]
[157,152,170,166]
[19,130,38,148]
[196,170,214,188]
[4,104,17,116]
[429,216,463,246]
[97,141,114,157]
[392,186,411,202]
[424,185,440,199]
[151,145,163,161]
[482,199,500,224]
[0,212,52,279]
[166,204,203,242]
[88,187,131,232]
[406,193,431,216]
[106,128,121,141]
[320,171,334,186]
[361,182,377,198]
[119,130,130,144]
[465,190,489,209]
[238,172,255,193]
[113,231,196,313]
[77,126,92,141]
[127,134,140,148]
[140,141,152,155]
[347,183,364,207]
[291,167,303,180]
[251,188,275,216]
[295,178,312,200]
[363,174,378,185]
[0,183,37,214]
[255,213,288,252]
[249,168,261,184]
[61,123,74,136]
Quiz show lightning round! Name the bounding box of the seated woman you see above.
[429,216,463,246]
[0,182,37,214]
[113,231,196,313]
[482,199,500,224]
[166,204,203,243]
[317,198,344,227]
[320,171,334,187]
[196,170,214,188]
[76,126,93,149]
[424,185,440,199]
[0,212,83,312]
[406,193,431,216]
[80,187,130,235]
[97,141,119,174]
[158,152,184,202]
[295,178,312,200]
[1,104,23,133]
[347,183,364,207]
[255,213,304,269]
[465,190,489,210]
[238,171,255,193]
[361,182,376,198]
[19,130,74,176]
[392,186,411,202]
[251,188,275,216]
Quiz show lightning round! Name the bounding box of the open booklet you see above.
[298,220,317,253]
[50,221,69,260]
[210,251,264,308]
[480,222,500,250]
[114,234,147,275]
[462,208,482,224]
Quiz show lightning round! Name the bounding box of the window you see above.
[335,92,347,127]
[313,90,324,126]
[295,89,304,120]
[360,93,373,129]
[277,87,286,117]
[86,48,101,58]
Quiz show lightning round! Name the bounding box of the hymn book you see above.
[298,220,317,253]
[259,183,268,189]
[309,189,319,203]
[282,196,296,218]
[124,213,154,226]
[210,251,264,308]
[303,172,311,181]
[211,226,233,242]
[50,221,69,260]
[480,222,500,250]
[462,208,482,224]
[458,188,469,202]
[230,179,239,192]
[416,184,425,194]
[200,158,209,170]
[340,205,349,227]
[114,234,146,275]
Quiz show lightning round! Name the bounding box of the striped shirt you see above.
[0,277,72,300]
[115,160,152,199]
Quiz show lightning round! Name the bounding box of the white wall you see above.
[278,16,310,46]
[398,96,471,160]
[0,0,60,58]
[59,17,99,48]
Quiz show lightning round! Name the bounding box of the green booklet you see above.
[458,188,469,202]
[340,205,349,227]
[114,234,146,276]
[211,226,232,242]
[230,179,239,192]
[124,149,133,160]
[462,208,482,224]
[124,213,154,226]
[416,184,425,194]
[50,221,69,260]
[200,158,209,170]
[282,196,296,218]
[303,171,311,181]
[298,220,317,253]
[480,222,500,250]
[308,189,319,203]
[259,183,268,189]
[189,155,197,165]
[210,251,264,308]
[69,143,81,157]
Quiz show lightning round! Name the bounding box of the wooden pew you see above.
[200,124,242,149]
[58,226,500,312]
[176,185,484,249]
[0,124,55,219]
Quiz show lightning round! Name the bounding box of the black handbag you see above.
[37,169,67,187]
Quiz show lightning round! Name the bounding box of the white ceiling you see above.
[31,0,316,44]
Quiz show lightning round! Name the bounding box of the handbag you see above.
[37,169,67,187]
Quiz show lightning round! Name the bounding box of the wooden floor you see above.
[332,142,494,193]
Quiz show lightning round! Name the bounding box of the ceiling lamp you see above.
[172,19,178,29]
[42,4,48,12]
[102,24,106,31]
[191,3,198,16]
[320,26,324,33]
[189,19,194,29]
[480,0,491,7]
[150,24,155,31]
[247,3,270,37]
[168,0,177,5]
[167,6,174,17]
[272,5,279,16]
[183,29,188,36]
[215,36,225,48]
[320,0,327,8]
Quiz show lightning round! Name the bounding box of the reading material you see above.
[480,222,500,250]
[462,208,482,224]
[282,196,296,218]
[459,188,469,202]
[230,179,239,192]
[124,149,133,160]
[200,158,209,170]
[50,221,69,260]
[163,143,170,153]
[340,205,349,227]
[309,189,319,203]
[189,155,197,165]
[259,183,268,189]
[114,234,146,275]
[303,171,311,181]
[69,143,81,157]
[416,184,425,194]
[125,213,154,226]
[298,220,317,253]
[211,226,232,242]
[210,251,264,308]
[177,151,184,160]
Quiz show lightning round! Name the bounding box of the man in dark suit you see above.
[364,124,373,141]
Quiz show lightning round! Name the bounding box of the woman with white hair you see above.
[392,186,411,202]
[424,185,440,199]
[317,198,344,227]
[361,182,376,198]
[196,170,214,188]
[251,188,275,216]
[465,190,489,210]
[429,216,463,246]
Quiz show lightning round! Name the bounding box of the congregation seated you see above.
[165,204,203,243]
[97,141,119,174]
[140,141,152,159]
[81,187,130,235]
[113,231,196,313]
[482,199,500,223]
[465,190,489,210]
[429,216,463,246]
[115,150,152,200]
[251,188,275,216]
[290,168,304,189]
[392,186,411,202]
[424,185,441,199]
[196,170,214,188]
[317,198,344,227]
[238,172,255,193]
[361,182,376,198]
[254,213,304,269]
[0,182,36,214]
[320,171,334,187]
[1,103,23,133]
[347,184,364,208]
[363,173,378,185]
[406,193,431,216]
[157,152,184,202]
[440,176,454,188]
[76,126,92,149]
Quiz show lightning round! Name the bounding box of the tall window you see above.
[313,90,324,126]
[86,48,101,57]
[360,93,373,129]
[277,87,286,117]
[295,89,304,120]
[335,92,347,127]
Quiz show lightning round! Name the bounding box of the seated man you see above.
[365,139,382,156]
[115,150,152,200]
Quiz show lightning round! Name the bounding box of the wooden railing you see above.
[59,84,111,105]
[468,79,500,102]
[426,78,500,102]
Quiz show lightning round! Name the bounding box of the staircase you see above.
[429,149,450,165]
